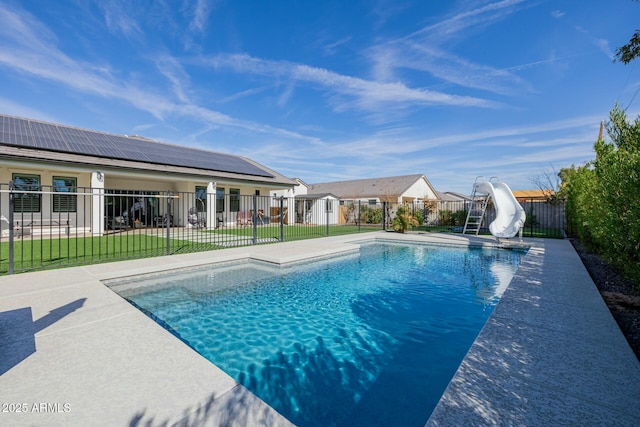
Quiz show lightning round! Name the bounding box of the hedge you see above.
[563,105,640,284]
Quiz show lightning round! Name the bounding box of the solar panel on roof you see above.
[1,116,34,146]
[30,122,70,151]
[0,115,274,178]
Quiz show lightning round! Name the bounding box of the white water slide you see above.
[474,178,526,239]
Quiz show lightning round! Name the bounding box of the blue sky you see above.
[1,0,638,193]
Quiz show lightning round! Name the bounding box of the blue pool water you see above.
[115,242,525,426]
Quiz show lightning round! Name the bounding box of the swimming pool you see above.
[112,241,525,426]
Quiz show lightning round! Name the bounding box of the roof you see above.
[0,114,295,185]
[437,191,472,201]
[300,192,339,200]
[512,189,553,200]
[307,174,433,200]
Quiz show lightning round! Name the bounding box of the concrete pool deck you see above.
[0,232,639,426]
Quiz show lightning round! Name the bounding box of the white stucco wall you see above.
[1,160,293,234]
[400,178,438,202]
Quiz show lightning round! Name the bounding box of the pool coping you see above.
[0,232,639,425]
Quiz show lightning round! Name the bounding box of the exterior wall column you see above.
[287,197,295,225]
[91,171,105,236]
[207,181,216,229]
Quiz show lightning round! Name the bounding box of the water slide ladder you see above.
[462,176,492,235]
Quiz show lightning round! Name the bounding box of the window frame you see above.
[229,188,240,212]
[216,187,225,213]
[52,176,77,213]
[195,186,207,213]
[325,198,333,213]
[12,173,41,213]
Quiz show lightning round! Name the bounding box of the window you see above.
[53,176,77,212]
[255,189,260,196]
[368,199,377,206]
[12,173,41,213]
[216,187,225,213]
[325,199,333,212]
[195,186,207,213]
[104,189,159,223]
[230,188,240,212]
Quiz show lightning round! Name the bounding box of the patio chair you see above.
[237,211,252,226]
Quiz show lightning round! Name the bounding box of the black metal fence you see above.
[412,198,566,238]
[0,183,565,274]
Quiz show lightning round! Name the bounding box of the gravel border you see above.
[570,238,640,361]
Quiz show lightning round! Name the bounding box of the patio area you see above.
[0,232,639,426]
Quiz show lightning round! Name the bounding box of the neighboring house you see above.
[294,193,340,225]
[512,189,553,202]
[306,174,439,205]
[0,114,296,235]
[295,174,439,226]
[270,177,308,200]
[437,191,473,210]
[271,179,339,225]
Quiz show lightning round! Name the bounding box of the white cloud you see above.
[188,0,213,34]
[364,0,534,97]
[404,0,526,45]
[203,53,498,111]
[155,55,192,103]
[98,0,142,39]
[0,4,319,142]
[322,36,352,56]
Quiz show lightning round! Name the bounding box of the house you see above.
[271,179,340,225]
[0,114,296,235]
[512,189,553,202]
[291,174,439,226]
[306,174,439,205]
[436,191,473,210]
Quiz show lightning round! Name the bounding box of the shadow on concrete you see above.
[0,298,86,375]
[129,385,291,427]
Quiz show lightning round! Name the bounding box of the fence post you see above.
[529,198,533,238]
[252,194,257,245]
[326,199,330,236]
[279,196,284,242]
[358,200,361,232]
[8,180,14,274]
[166,190,171,255]
[382,201,386,230]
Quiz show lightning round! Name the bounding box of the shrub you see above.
[563,105,640,284]
[359,205,383,224]
[438,210,456,226]
[392,206,419,233]
[413,209,424,226]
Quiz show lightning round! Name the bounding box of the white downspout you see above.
[91,171,105,236]
[207,181,216,229]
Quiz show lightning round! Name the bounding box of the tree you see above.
[529,166,564,204]
[615,1,640,63]
[615,31,640,63]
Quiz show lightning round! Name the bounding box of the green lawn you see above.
[2,224,564,275]
[0,225,379,274]
[0,234,216,274]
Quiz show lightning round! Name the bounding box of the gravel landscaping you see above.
[570,238,640,361]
